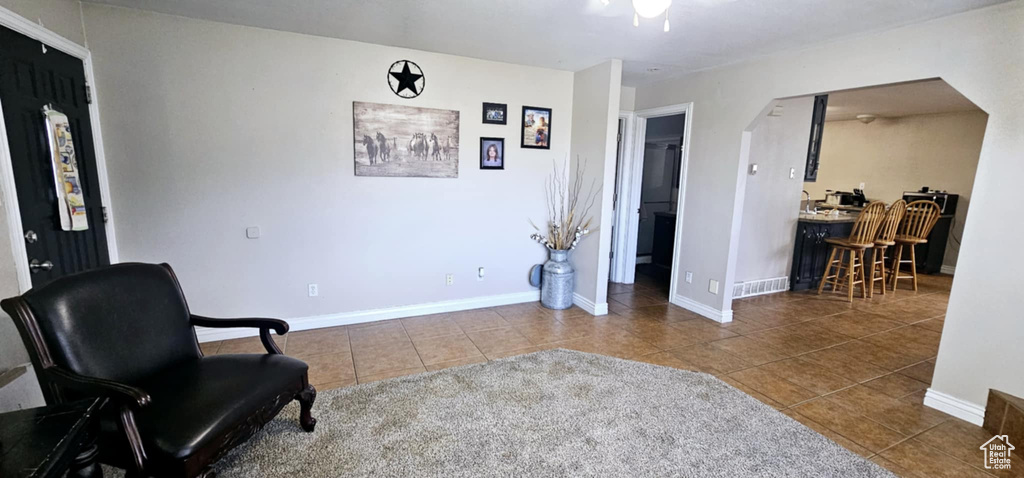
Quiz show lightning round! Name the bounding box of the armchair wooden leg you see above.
[297,384,317,432]
[69,443,101,478]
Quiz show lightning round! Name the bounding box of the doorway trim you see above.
[0,6,119,292]
[610,111,635,283]
[611,103,692,305]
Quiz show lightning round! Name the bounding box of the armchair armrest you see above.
[47,366,151,472]
[47,366,151,410]
[190,315,289,354]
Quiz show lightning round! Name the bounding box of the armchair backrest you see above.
[2,263,201,387]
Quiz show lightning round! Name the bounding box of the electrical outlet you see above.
[307,283,318,297]
[708,279,719,295]
[445,274,454,286]
[685,271,693,283]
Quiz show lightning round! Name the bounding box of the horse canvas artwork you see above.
[353,101,460,178]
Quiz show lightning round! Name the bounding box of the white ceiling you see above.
[824,79,982,121]
[82,0,1009,86]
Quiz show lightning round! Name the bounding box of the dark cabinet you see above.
[804,95,828,182]
[914,215,953,274]
[790,219,853,291]
[652,212,676,269]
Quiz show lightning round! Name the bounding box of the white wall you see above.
[620,86,636,112]
[806,111,987,268]
[568,60,622,312]
[634,0,1024,412]
[734,97,814,284]
[81,5,575,324]
[0,0,84,46]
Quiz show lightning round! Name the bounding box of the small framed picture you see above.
[521,106,551,149]
[482,102,507,125]
[480,137,505,170]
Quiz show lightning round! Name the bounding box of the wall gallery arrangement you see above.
[480,137,504,170]
[521,106,551,149]
[352,101,460,178]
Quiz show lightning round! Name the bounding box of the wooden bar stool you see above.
[868,199,907,297]
[817,201,887,302]
[890,200,942,293]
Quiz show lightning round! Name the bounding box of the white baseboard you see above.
[924,388,985,425]
[195,290,541,342]
[671,294,733,323]
[573,293,609,316]
[732,276,790,299]
[940,265,956,275]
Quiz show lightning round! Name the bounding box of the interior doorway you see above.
[634,113,685,296]
[609,103,692,304]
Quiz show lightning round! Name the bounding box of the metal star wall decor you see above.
[388,60,425,99]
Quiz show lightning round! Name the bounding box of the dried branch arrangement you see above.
[530,157,601,251]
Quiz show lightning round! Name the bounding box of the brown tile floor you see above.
[202,272,1018,477]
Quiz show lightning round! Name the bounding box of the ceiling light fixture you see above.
[604,0,672,32]
[632,0,672,19]
[856,114,877,124]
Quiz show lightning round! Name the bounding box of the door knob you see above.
[24,230,37,243]
[29,259,53,273]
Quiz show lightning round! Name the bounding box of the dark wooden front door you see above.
[0,25,109,287]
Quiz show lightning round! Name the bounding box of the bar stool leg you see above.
[890,244,903,294]
[846,249,856,302]
[858,250,868,299]
[909,244,918,292]
[836,249,850,294]
[866,249,875,299]
[818,247,837,294]
[878,247,887,296]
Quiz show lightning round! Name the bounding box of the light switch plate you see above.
[685,271,693,283]
[246,226,260,239]
[709,279,719,294]
[790,168,796,179]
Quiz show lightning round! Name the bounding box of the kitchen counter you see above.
[798,213,856,223]
[813,202,865,212]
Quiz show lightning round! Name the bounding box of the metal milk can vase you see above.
[541,249,574,310]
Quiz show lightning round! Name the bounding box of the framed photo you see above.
[521,106,551,149]
[480,137,505,170]
[482,102,507,125]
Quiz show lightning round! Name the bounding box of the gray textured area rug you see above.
[117,349,894,477]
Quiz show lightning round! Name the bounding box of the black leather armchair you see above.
[1,263,317,477]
